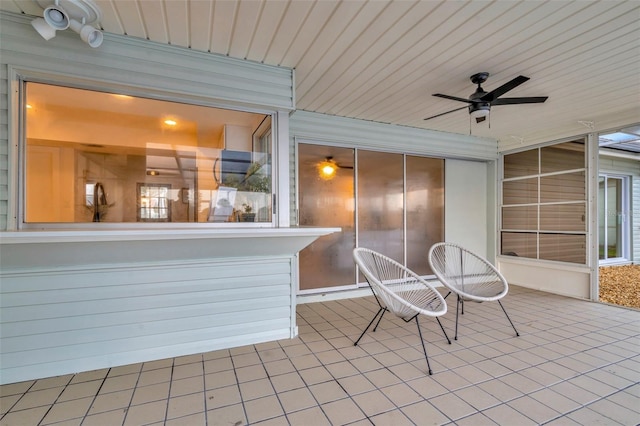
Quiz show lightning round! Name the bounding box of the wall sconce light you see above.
[31,0,103,48]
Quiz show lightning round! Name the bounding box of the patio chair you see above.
[428,242,519,340]
[352,247,451,375]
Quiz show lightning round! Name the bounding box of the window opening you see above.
[22,82,273,226]
[501,140,587,264]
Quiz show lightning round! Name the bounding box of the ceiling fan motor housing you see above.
[469,86,490,117]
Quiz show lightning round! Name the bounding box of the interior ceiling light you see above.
[317,158,338,180]
[31,0,103,48]
[164,119,177,126]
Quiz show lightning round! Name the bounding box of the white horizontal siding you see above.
[0,257,294,384]
[290,110,498,161]
[0,13,293,111]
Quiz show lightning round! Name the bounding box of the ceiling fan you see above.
[424,72,548,123]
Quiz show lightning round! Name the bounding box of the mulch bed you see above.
[599,265,640,309]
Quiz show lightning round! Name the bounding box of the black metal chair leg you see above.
[415,316,433,375]
[454,295,460,340]
[435,317,451,344]
[497,300,520,337]
[354,307,385,346]
[371,307,387,332]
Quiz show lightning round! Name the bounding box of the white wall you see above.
[445,159,488,258]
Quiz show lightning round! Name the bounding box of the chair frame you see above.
[353,247,451,375]
[428,242,519,340]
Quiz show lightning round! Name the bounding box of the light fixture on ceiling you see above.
[164,119,177,126]
[31,17,56,40]
[317,157,338,180]
[31,0,103,48]
[43,3,70,30]
[469,103,490,122]
[146,170,160,176]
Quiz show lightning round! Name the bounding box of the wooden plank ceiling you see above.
[4,0,640,149]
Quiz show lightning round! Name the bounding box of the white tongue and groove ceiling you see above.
[4,0,640,150]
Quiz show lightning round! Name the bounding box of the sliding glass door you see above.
[298,145,356,291]
[357,150,404,265]
[298,143,444,292]
[598,174,629,262]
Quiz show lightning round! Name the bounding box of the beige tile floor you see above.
[1,286,638,425]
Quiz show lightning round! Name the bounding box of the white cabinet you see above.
[220,125,252,151]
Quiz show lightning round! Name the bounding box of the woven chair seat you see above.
[352,247,450,375]
[428,242,519,340]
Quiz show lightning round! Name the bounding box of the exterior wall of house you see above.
[497,137,594,300]
[289,110,497,262]
[0,12,334,385]
[599,154,640,264]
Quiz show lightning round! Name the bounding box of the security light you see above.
[32,0,103,48]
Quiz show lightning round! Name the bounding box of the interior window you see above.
[22,82,272,225]
[137,183,170,222]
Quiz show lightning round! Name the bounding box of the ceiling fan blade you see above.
[424,106,468,121]
[475,116,487,123]
[480,75,530,102]
[433,94,473,103]
[492,96,548,105]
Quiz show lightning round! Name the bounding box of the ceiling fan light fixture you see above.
[470,108,489,119]
[469,103,491,123]
[317,157,338,180]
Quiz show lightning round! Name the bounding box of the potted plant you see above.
[240,203,255,222]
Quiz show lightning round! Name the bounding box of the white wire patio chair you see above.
[428,242,519,341]
[353,247,451,375]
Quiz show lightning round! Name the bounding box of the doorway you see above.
[598,174,630,263]
[297,143,444,293]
